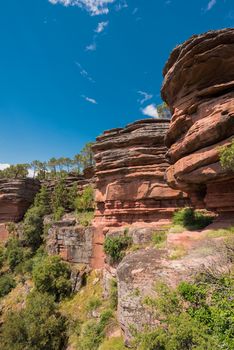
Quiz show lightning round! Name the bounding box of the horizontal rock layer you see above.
[0,178,40,223]
[93,119,189,227]
[161,28,234,211]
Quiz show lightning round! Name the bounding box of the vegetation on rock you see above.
[220,139,234,171]
[173,208,213,230]
[104,234,132,263]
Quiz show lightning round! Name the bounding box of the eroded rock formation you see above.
[0,178,40,223]
[93,119,189,227]
[46,215,94,265]
[161,28,234,212]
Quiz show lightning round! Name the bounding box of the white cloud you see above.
[49,0,115,16]
[95,21,109,33]
[86,42,97,51]
[137,91,153,105]
[206,0,216,11]
[141,104,159,118]
[82,95,98,104]
[75,62,95,82]
[0,163,10,171]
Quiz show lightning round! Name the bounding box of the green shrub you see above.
[77,210,94,227]
[220,139,234,170]
[33,255,72,301]
[23,206,44,252]
[79,310,113,350]
[109,278,118,310]
[173,208,213,230]
[135,269,234,350]
[86,296,102,312]
[0,246,5,269]
[75,185,94,212]
[152,231,167,246]
[6,238,24,271]
[0,274,16,298]
[0,291,68,350]
[104,235,132,263]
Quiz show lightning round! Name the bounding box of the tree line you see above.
[0,142,94,180]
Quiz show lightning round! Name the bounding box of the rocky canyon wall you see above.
[0,178,40,223]
[92,119,189,228]
[161,28,234,212]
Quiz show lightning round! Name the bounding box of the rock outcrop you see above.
[161,28,234,212]
[117,228,231,344]
[0,178,40,223]
[93,119,189,227]
[46,215,94,265]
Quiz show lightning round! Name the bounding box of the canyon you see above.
[0,28,233,349]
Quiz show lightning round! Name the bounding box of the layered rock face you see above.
[93,119,189,227]
[161,28,234,212]
[0,178,40,223]
[46,215,94,265]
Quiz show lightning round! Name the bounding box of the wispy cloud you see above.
[141,104,159,118]
[75,62,95,82]
[137,91,153,105]
[95,21,109,33]
[82,95,98,104]
[205,0,216,11]
[85,42,97,51]
[132,7,138,15]
[49,0,116,15]
[115,0,128,12]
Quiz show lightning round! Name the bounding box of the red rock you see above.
[92,119,189,227]
[0,178,40,223]
[161,28,234,212]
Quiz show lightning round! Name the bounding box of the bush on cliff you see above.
[173,208,213,230]
[75,185,94,212]
[220,139,234,170]
[33,255,72,301]
[0,274,16,298]
[104,235,132,263]
[134,268,234,350]
[23,186,51,251]
[6,238,24,271]
[0,291,68,350]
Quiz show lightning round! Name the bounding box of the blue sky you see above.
[0,0,233,165]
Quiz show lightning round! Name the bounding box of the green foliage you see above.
[0,274,16,298]
[23,206,45,251]
[152,231,167,246]
[104,235,132,263]
[220,139,234,170]
[79,310,113,350]
[77,210,94,227]
[135,271,234,350]
[75,185,94,212]
[33,255,72,301]
[109,278,118,310]
[86,296,102,312]
[0,164,29,179]
[98,337,128,350]
[0,246,5,269]
[6,238,24,271]
[173,208,213,230]
[23,186,51,252]
[0,291,68,350]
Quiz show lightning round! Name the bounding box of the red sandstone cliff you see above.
[161,28,234,212]
[92,119,189,227]
[0,178,40,223]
